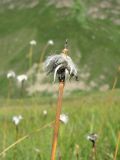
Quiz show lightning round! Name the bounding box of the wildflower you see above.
[48,40,54,46]
[17,74,28,83]
[30,40,37,46]
[87,133,98,146]
[12,115,23,126]
[60,114,69,124]
[43,110,47,116]
[7,71,16,79]
[44,48,78,83]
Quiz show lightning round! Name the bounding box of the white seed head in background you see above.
[47,40,54,46]
[60,114,69,124]
[87,133,98,143]
[30,40,37,46]
[17,74,28,83]
[43,110,47,116]
[44,53,78,82]
[12,115,23,126]
[7,71,16,79]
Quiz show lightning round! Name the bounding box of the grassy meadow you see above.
[0,90,120,159]
[0,0,120,160]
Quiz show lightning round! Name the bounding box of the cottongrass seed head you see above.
[60,114,69,124]
[7,71,16,79]
[47,40,54,46]
[44,48,78,82]
[17,74,28,83]
[87,133,98,144]
[12,115,23,126]
[43,110,48,116]
[30,40,37,46]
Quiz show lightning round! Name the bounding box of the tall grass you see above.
[0,91,120,159]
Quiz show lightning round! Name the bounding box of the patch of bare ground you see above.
[87,0,120,25]
[26,63,109,96]
[0,0,39,10]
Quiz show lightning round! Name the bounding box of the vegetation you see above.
[0,90,120,159]
[0,1,120,160]
[0,0,119,96]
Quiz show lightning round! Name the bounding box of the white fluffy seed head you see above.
[87,133,98,142]
[12,115,23,126]
[60,114,69,124]
[30,40,37,46]
[43,110,47,116]
[17,74,28,83]
[7,71,16,79]
[44,54,78,82]
[48,40,54,46]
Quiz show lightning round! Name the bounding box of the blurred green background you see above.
[0,0,119,98]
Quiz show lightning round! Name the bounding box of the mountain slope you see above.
[0,0,120,97]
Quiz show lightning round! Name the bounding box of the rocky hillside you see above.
[0,0,119,97]
[0,0,39,10]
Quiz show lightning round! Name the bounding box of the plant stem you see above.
[29,46,33,70]
[21,81,24,98]
[90,144,96,160]
[0,121,53,157]
[8,79,12,99]
[50,81,64,160]
[58,148,62,160]
[14,125,19,160]
[112,76,118,90]
[2,117,7,159]
[113,131,120,160]
[38,43,48,71]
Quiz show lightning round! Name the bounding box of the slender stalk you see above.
[8,79,12,99]
[113,131,120,160]
[90,143,97,160]
[50,81,64,160]
[75,145,79,160]
[38,43,49,71]
[112,77,118,91]
[28,46,33,69]
[2,117,7,159]
[0,121,53,157]
[92,143,97,160]
[92,145,96,160]
[58,149,62,160]
[40,44,48,63]
[14,125,19,160]
[21,81,24,98]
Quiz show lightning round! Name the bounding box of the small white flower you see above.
[7,71,16,79]
[87,133,98,143]
[43,110,47,116]
[30,40,37,46]
[60,114,69,124]
[17,74,28,83]
[12,115,23,125]
[47,40,54,46]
